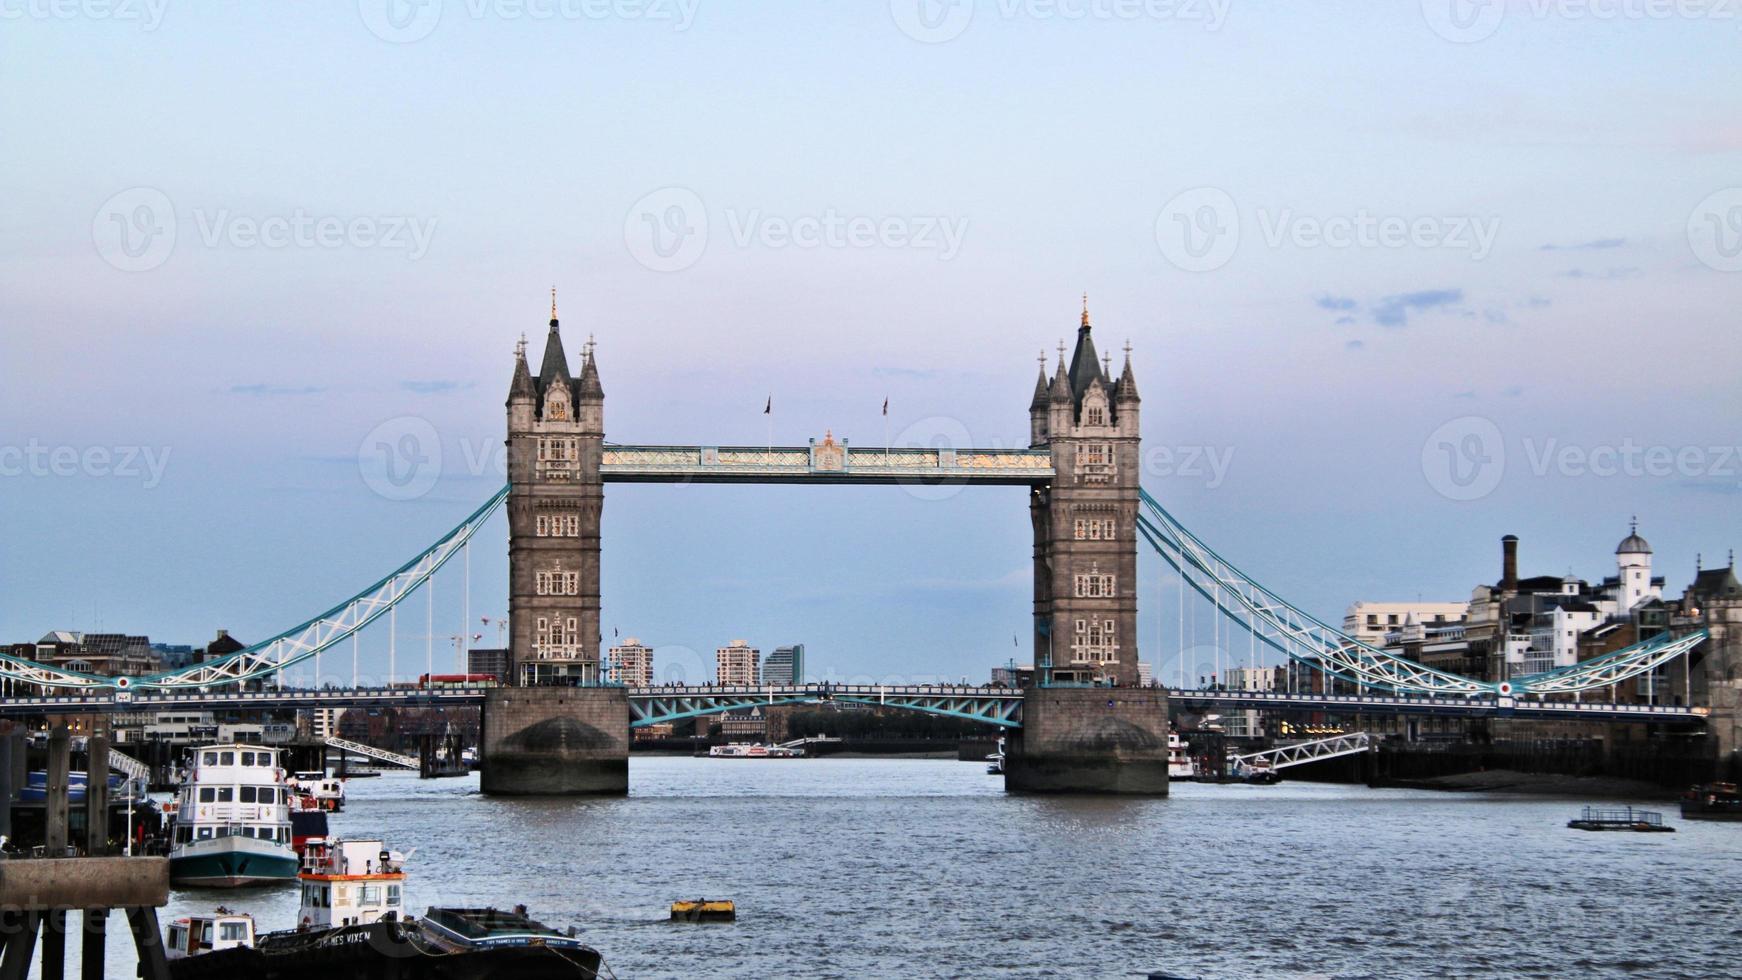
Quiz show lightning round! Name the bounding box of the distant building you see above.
[1137,661,1154,687]
[762,644,804,685]
[1221,666,1282,738]
[991,662,1034,689]
[716,640,759,686]
[35,631,162,677]
[1343,602,1469,649]
[467,648,511,683]
[306,707,342,740]
[199,629,246,663]
[720,707,765,739]
[152,644,196,669]
[608,638,654,686]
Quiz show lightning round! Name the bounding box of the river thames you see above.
[138,758,1742,979]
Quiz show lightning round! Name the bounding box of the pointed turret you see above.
[1029,360,1049,412]
[1048,346,1072,403]
[578,337,604,402]
[1066,295,1106,407]
[508,335,535,404]
[1115,340,1140,404]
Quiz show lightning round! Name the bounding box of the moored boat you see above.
[288,770,346,812]
[168,744,299,887]
[1167,732,1195,781]
[1681,783,1742,821]
[1567,805,1676,832]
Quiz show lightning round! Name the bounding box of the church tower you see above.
[1029,298,1141,686]
[505,291,604,686]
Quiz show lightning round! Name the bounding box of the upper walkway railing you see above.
[601,445,1053,485]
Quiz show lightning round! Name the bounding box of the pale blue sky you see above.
[3,3,1739,684]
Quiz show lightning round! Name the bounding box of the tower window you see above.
[1073,573,1116,598]
[1085,405,1105,426]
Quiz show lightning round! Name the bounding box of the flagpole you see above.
[765,393,772,465]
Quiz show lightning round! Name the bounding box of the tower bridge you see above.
[2,295,1737,794]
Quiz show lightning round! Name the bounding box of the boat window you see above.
[335,886,350,906]
[279,828,291,843]
[220,922,249,942]
[216,826,231,838]
[216,787,233,802]
[201,924,213,944]
[198,788,215,803]
[359,885,381,905]
[387,885,401,906]
[220,752,235,765]
[240,752,255,766]
[197,827,213,840]
[240,786,257,803]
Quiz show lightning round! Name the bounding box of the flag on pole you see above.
[1012,634,1018,647]
[764,395,771,414]
[881,397,888,416]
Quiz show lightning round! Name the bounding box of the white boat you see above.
[297,837,408,930]
[1168,731,1196,781]
[287,770,346,813]
[168,744,299,887]
[707,743,802,758]
[986,736,1005,775]
[166,909,257,959]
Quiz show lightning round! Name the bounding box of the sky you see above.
[2,2,1740,687]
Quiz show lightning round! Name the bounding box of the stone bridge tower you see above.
[505,294,605,686]
[1028,300,1142,687]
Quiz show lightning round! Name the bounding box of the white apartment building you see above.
[1343,601,1469,648]
[608,637,655,686]
[716,640,760,686]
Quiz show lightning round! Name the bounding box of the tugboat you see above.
[166,909,258,960]
[1167,732,1196,781]
[165,838,609,978]
[168,744,299,887]
[1681,783,1742,821]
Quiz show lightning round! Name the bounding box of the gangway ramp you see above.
[1232,732,1373,771]
[324,735,419,769]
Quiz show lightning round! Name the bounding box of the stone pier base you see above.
[481,687,629,796]
[1004,686,1170,794]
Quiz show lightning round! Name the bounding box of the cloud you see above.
[400,380,470,394]
[229,384,326,396]
[1501,385,1524,397]
[1557,267,1640,281]
[1315,294,1358,312]
[1372,289,1464,328]
[1453,389,1477,400]
[1344,340,1364,351]
[1539,238,1626,251]
[1334,315,1356,326]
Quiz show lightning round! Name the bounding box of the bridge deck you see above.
[601,445,1054,485]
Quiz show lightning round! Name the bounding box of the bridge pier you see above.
[480,687,629,796]
[1004,686,1170,794]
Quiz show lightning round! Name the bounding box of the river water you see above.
[120,758,1742,978]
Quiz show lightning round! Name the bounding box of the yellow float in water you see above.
[670,900,736,922]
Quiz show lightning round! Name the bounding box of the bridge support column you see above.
[480,687,628,796]
[1004,686,1170,794]
[1698,598,1742,780]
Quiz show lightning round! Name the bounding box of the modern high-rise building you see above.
[505,296,604,687]
[716,640,759,686]
[763,644,804,685]
[608,637,654,686]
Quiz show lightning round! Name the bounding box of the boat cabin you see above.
[298,838,407,929]
[166,911,256,959]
